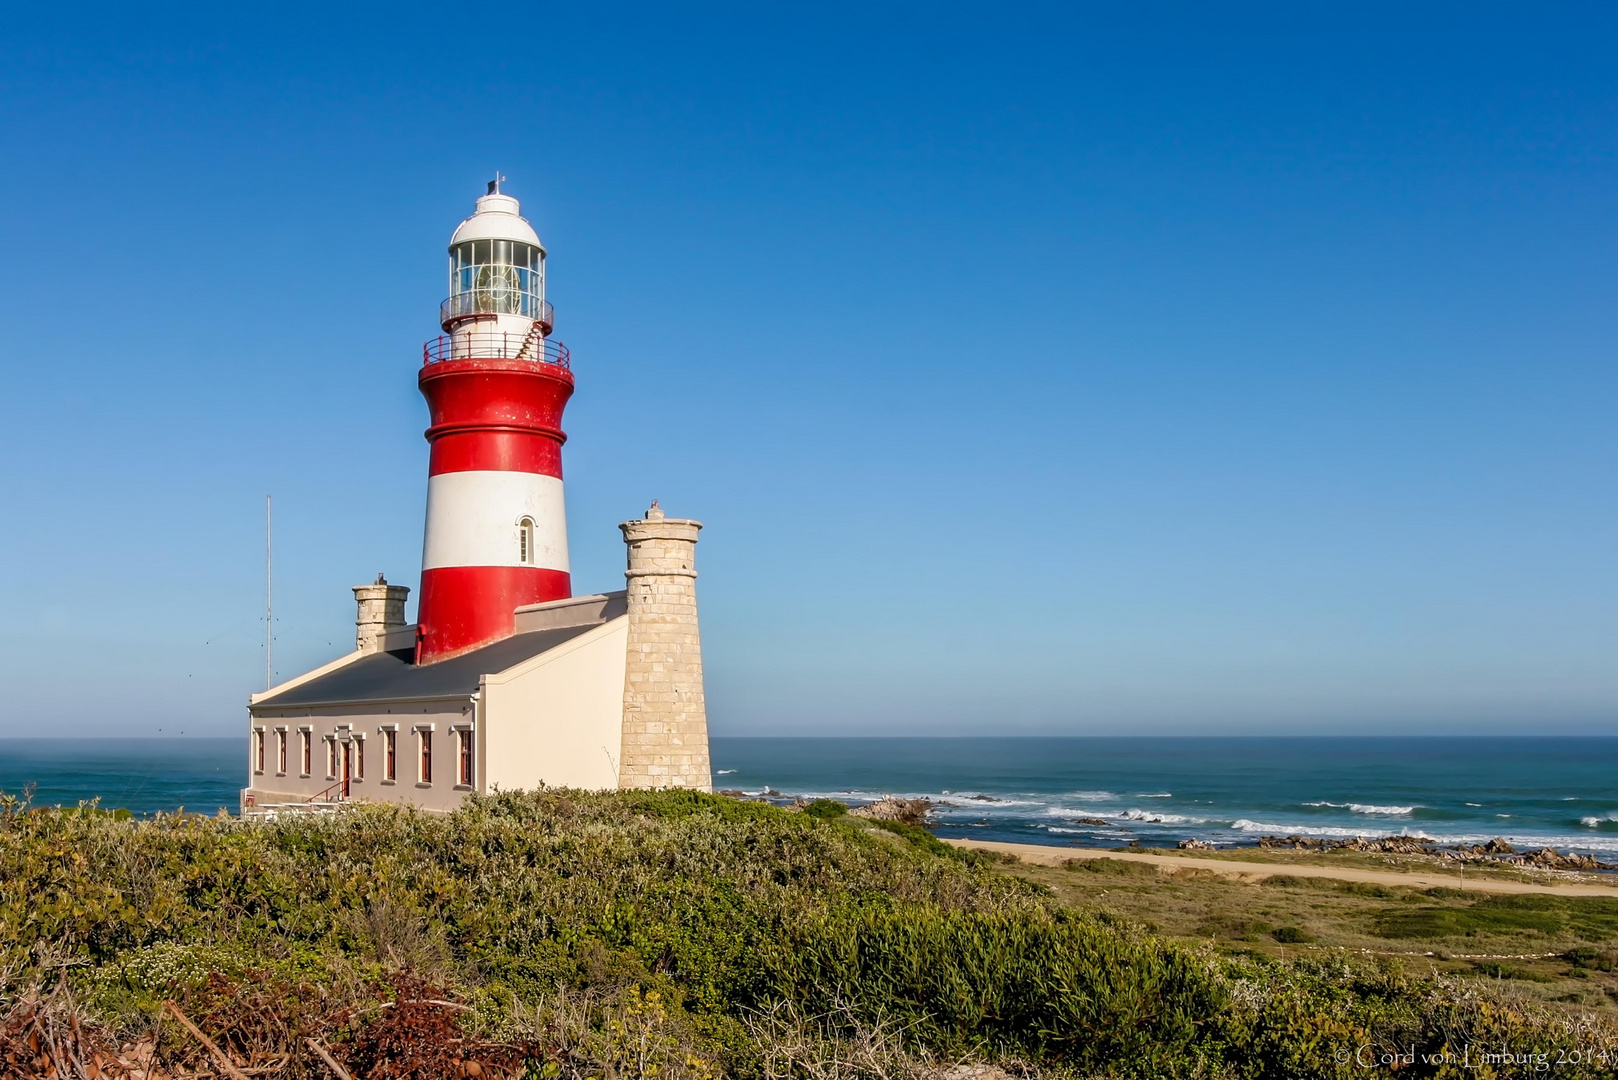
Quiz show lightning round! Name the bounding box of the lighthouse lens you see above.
[446,240,545,322]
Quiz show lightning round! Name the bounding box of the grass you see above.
[2,790,1617,1078]
[1006,846,1618,1011]
[1373,894,1618,944]
[1375,900,1568,940]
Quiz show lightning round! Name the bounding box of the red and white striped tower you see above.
[416,178,574,663]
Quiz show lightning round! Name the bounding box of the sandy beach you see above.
[949,839,1618,897]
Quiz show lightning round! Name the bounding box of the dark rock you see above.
[849,796,936,826]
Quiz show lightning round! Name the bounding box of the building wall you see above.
[481,616,628,792]
[246,699,474,813]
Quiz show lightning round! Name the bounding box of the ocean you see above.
[3,736,1618,856]
[713,737,1618,856]
[0,739,244,818]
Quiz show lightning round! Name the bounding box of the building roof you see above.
[252,623,601,709]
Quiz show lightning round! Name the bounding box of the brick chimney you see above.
[618,502,712,790]
[353,574,411,653]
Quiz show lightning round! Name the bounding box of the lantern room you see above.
[436,178,555,361]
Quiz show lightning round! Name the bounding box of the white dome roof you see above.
[449,192,543,250]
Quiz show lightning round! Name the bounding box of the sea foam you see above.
[1231,819,1432,840]
[1303,801,1415,815]
[1118,809,1208,825]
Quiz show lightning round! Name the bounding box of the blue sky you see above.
[0,3,1613,736]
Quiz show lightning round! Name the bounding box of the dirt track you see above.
[947,839,1618,897]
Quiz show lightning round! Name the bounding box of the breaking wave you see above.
[1303,801,1415,815]
[1045,806,1108,820]
[1231,819,1433,840]
[1117,809,1208,825]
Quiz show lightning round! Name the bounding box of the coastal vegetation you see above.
[2,789,1616,1078]
[1023,853,1618,1007]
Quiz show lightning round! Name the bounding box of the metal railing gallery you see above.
[440,291,554,332]
[422,332,572,369]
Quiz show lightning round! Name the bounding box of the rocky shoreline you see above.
[1223,833,1613,871]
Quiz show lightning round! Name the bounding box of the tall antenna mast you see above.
[265,494,273,690]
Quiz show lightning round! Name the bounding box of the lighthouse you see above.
[243,178,713,814]
[416,178,574,662]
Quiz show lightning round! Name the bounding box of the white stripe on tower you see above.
[421,471,570,571]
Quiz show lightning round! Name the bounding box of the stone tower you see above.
[353,574,411,653]
[618,502,712,790]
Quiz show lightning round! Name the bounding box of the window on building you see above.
[301,731,312,776]
[518,517,535,565]
[254,730,265,774]
[353,736,364,781]
[326,738,338,779]
[384,729,397,781]
[277,730,287,775]
[420,730,433,784]
[458,730,474,786]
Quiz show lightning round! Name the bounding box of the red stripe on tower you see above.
[415,179,574,663]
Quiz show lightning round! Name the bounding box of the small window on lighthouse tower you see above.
[518,517,536,565]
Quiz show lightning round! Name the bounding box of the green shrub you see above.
[1065,857,1159,878]
[1259,874,1309,889]
[861,817,987,863]
[0,789,1611,1078]
[771,904,1225,1071]
[1472,961,1555,983]
[803,799,847,820]
[1563,946,1618,972]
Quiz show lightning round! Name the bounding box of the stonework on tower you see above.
[619,503,713,791]
[353,575,410,653]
